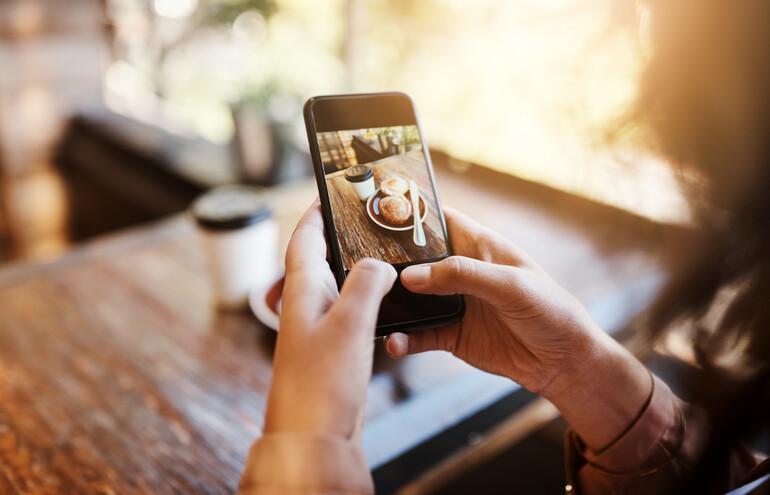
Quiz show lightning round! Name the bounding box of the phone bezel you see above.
[303,92,465,334]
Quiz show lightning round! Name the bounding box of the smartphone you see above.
[304,92,465,336]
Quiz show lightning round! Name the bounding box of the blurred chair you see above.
[351,134,386,165]
[55,109,312,241]
[56,112,234,241]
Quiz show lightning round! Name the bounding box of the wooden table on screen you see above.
[326,150,446,270]
[0,169,667,495]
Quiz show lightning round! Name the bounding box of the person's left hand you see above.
[263,202,396,439]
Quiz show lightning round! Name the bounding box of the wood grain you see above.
[326,151,447,270]
[0,169,668,494]
[0,222,271,494]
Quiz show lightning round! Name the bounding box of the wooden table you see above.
[0,164,670,494]
[326,151,447,270]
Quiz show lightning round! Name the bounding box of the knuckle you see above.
[473,231,497,262]
[442,256,474,279]
[284,234,307,268]
[284,244,301,269]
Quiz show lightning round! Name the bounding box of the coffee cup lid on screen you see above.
[191,185,271,231]
[345,165,374,183]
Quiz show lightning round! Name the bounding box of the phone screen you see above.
[316,125,449,271]
[305,93,464,334]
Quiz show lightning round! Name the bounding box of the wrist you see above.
[538,324,605,403]
[263,375,361,439]
[263,394,340,436]
[541,328,653,451]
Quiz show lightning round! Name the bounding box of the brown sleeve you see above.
[238,433,374,495]
[564,375,762,495]
[564,375,705,494]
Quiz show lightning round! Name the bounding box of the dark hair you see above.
[640,0,770,359]
[634,1,770,491]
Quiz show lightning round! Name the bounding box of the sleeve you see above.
[564,375,762,495]
[237,432,375,495]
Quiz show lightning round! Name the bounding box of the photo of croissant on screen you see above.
[318,125,449,271]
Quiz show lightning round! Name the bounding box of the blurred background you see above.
[0,0,687,263]
[0,2,702,493]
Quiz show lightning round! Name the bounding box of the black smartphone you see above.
[304,92,465,336]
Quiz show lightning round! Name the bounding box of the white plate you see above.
[366,189,428,232]
[248,279,282,331]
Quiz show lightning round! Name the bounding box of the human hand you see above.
[384,206,600,397]
[384,207,652,450]
[263,203,396,439]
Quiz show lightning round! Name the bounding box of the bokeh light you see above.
[153,0,198,19]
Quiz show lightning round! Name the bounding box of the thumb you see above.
[324,258,397,335]
[384,326,462,359]
[401,256,515,307]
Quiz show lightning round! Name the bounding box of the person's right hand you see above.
[384,206,601,397]
[385,207,652,450]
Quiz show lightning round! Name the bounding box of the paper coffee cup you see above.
[345,165,375,200]
[191,185,278,310]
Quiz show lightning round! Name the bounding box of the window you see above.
[105,0,688,223]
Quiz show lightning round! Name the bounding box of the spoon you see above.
[409,180,426,246]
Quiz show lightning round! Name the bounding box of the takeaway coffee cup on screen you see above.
[345,165,375,200]
[191,185,278,310]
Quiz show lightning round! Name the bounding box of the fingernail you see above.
[401,265,431,285]
[385,333,408,359]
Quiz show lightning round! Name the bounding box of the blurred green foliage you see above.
[199,0,276,25]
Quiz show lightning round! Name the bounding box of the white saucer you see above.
[248,279,282,331]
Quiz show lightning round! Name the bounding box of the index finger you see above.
[281,201,339,327]
[285,201,328,273]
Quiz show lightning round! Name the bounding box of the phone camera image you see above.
[317,125,449,271]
